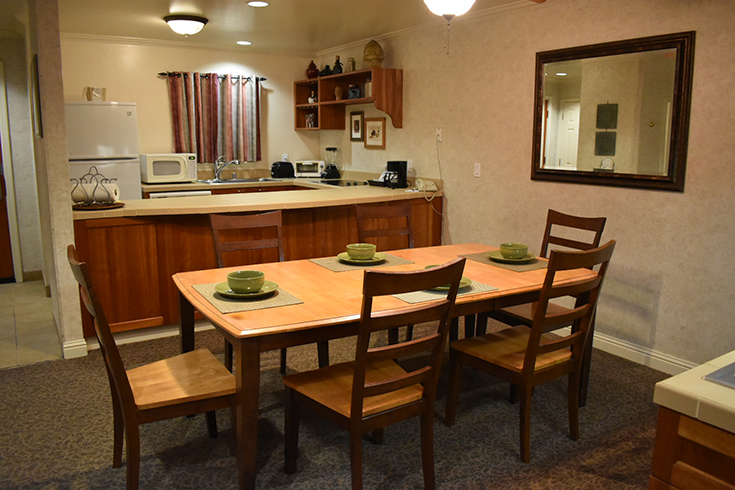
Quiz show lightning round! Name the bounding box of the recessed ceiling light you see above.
[556,72,567,76]
[247,1,269,6]
[237,41,252,46]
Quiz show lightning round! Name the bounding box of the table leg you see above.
[233,339,261,490]
[179,292,196,353]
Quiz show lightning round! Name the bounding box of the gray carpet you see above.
[0,325,667,489]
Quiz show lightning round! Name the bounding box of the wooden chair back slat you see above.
[355,202,414,250]
[210,211,285,267]
[540,209,607,258]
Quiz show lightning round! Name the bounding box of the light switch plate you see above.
[474,163,481,177]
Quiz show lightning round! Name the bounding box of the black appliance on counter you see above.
[387,161,408,188]
[271,161,295,178]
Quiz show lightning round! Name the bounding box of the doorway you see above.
[0,61,22,283]
[556,99,580,170]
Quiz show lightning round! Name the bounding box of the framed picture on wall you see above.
[350,111,364,141]
[364,117,385,149]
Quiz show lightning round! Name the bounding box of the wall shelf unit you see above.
[294,67,403,131]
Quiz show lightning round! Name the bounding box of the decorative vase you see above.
[306,60,319,79]
[363,40,384,68]
[319,65,333,77]
[333,56,343,74]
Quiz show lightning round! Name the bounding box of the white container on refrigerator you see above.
[65,101,143,200]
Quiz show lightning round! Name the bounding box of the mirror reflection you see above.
[531,32,695,192]
[542,50,675,176]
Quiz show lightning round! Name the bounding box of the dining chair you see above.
[444,240,615,463]
[209,210,291,373]
[283,257,466,490]
[484,209,607,406]
[67,244,235,490]
[355,201,415,343]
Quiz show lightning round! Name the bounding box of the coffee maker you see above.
[386,161,408,188]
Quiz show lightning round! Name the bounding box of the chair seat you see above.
[500,301,572,324]
[128,349,236,410]
[450,326,571,372]
[283,359,424,418]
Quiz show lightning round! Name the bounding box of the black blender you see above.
[321,147,341,180]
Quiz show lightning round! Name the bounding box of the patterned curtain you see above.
[165,72,262,163]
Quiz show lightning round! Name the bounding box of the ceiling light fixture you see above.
[424,0,476,55]
[247,1,269,6]
[237,41,252,46]
[164,14,208,36]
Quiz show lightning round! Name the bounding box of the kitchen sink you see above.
[196,178,282,184]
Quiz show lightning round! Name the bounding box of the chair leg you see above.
[205,411,218,438]
[519,386,533,463]
[464,314,476,338]
[349,431,364,490]
[224,339,233,372]
[388,327,399,345]
[420,411,437,490]
[284,388,300,474]
[509,384,519,404]
[405,324,414,341]
[444,350,462,426]
[568,372,580,441]
[449,317,460,342]
[578,315,596,407]
[280,348,287,374]
[475,312,488,336]
[125,423,141,490]
[371,429,383,445]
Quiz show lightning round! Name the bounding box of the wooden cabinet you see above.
[73,198,441,337]
[294,68,403,130]
[649,407,735,490]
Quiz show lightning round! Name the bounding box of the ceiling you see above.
[49,0,531,54]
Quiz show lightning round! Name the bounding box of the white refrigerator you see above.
[66,101,143,200]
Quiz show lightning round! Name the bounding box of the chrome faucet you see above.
[214,156,241,180]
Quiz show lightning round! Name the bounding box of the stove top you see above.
[313,179,368,187]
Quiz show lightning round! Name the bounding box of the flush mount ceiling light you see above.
[237,40,252,46]
[164,14,208,36]
[247,1,269,6]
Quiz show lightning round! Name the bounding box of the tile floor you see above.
[0,280,62,369]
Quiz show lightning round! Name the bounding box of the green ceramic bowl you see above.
[499,242,528,259]
[346,243,376,260]
[227,270,265,293]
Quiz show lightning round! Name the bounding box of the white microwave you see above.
[140,153,197,183]
[295,160,325,178]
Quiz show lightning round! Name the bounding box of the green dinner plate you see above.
[487,250,537,264]
[431,276,472,291]
[214,280,279,299]
[337,251,387,265]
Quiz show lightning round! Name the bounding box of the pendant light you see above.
[424,0,476,54]
[164,15,209,36]
[424,0,476,24]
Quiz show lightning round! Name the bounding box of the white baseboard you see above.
[84,321,215,351]
[556,327,698,376]
[62,339,89,359]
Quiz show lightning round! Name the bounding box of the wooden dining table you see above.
[173,243,596,490]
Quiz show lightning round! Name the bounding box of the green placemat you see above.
[393,281,497,304]
[462,252,548,272]
[192,282,303,314]
[309,253,414,272]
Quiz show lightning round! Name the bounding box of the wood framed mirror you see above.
[531,31,695,192]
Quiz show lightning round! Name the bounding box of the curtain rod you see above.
[157,72,266,81]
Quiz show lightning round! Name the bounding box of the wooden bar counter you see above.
[72,180,443,337]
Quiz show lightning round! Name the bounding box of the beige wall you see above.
[60,37,321,167]
[312,0,735,366]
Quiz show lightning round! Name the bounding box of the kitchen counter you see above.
[649,351,735,489]
[653,350,735,433]
[76,179,441,220]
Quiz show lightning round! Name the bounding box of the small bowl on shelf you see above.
[499,243,528,259]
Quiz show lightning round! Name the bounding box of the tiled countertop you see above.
[653,350,735,433]
[74,179,441,221]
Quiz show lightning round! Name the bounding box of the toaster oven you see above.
[294,160,325,178]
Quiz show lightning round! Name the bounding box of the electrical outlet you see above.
[281,154,288,161]
[407,159,413,171]
[474,163,481,177]
[436,128,443,142]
